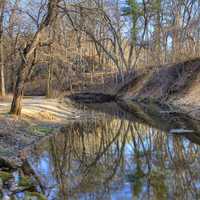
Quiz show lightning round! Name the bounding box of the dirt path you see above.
[0,97,85,122]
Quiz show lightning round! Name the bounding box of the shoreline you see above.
[0,94,200,168]
[0,97,90,168]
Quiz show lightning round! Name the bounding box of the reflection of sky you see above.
[29,152,58,199]
[28,118,200,200]
[111,183,132,200]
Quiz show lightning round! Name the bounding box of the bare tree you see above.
[10,0,61,115]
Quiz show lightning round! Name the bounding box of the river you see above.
[1,101,200,200]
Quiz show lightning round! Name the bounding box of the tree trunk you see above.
[10,61,26,115]
[0,0,6,97]
[155,0,162,65]
[0,37,5,96]
[10,0,60,115]
[46,46,53,98]
[47,63,53,98]
[8,0,20,93]
[172,2,181,62]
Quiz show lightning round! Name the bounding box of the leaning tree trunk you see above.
[10,40,39,115]
[10,61,26,115]
[10,0,60,115]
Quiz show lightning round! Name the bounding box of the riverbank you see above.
[118,58,200,120]
[1,56,200,165]
[67,58,200,120]
[1,101,199,200]
[0,97,90,167]
[0,94,199,199]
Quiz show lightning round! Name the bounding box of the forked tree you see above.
[10,0,60,115]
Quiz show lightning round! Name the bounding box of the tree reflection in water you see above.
[29,114,200,200]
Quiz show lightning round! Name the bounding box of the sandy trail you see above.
[0,97,83,122]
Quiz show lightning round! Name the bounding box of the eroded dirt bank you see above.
[120,58,200,120]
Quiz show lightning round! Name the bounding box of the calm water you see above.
[25,102,200,200]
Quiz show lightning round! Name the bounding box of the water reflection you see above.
[29,112,200,200]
